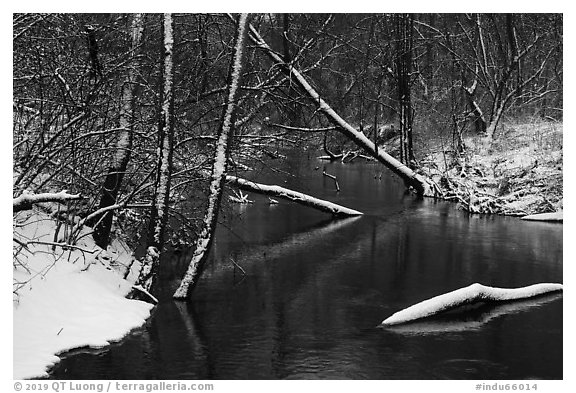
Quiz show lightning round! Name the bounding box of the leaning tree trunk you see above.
[129,13,175,299]
[91,14,144,249]
[173,14,250,299]
[246,23,429,196]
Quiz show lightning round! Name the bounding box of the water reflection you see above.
[48,159,562,380]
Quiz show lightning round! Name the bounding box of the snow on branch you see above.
[13,190,82,213]
[380,283,563,326]
[269,123,338,133]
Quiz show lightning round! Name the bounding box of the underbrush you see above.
[418,118,563,216]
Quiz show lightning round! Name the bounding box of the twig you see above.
[230,258,247,276]
[322,170,340,192]
[23,240,99,254]
[130,284,159,304]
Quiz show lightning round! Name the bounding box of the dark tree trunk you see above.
[91,14,144,249]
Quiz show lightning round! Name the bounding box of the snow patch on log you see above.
[380,283,563,326]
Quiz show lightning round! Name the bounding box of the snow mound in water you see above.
[380,283,563,326]
[521,211,563,222]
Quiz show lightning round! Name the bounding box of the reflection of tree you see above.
[172,301,213,378]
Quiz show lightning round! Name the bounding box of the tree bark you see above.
[173,14,250,299]
[91,14,144,249]
[246,23,429,196]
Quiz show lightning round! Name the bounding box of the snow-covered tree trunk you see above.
[225,175,362,216]
[129,13,175,299]
[91,14,144,249]
[173,14,250,299]
[246,24,429,196]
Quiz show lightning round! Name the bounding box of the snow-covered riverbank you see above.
[13,209,154,379]
[418,119,563,217]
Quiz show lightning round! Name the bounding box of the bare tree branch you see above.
[13,190,82,213]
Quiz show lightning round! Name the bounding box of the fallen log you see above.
[225,175,362,217]
[380,282,563,326]
[383,292,562,334]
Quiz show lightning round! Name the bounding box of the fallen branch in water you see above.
[380,282,563,326]
[226,175,362,217]
[230,258,247,276]
[322,170,340,192]
[229,189,253,204]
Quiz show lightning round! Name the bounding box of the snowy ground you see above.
[13,208,154,379]
[418,119,563,216]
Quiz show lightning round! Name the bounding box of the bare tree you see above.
[130,13,175,298]
[460,14,557,140]
[395,13,415,165]
[91,14,145,249]
[174,14,250,299]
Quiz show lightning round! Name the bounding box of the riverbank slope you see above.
[418,119,563,216]
[13,208,154,379]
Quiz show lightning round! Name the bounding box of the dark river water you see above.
[48,153,563,379]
